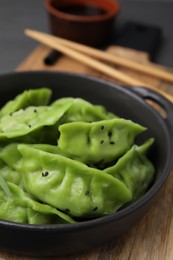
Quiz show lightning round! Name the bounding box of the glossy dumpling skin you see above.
[0,88,52,118]
[105,138,155,201]
[0,142,73,185]
[58,118,146,166]
[0,143,71,186]
[18,144,132,218]
[52,97,116,123]
[0,102,71,144]
[0,178,75,224]
[0,144,75,224]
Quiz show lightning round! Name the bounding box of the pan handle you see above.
[128,87,173,137]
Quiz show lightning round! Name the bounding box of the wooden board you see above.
[1,45,173,260]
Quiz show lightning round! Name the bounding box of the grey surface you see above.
[0,0,173,74]
[0,0,48,74]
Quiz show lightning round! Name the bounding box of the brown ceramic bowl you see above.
[45,0,120,46]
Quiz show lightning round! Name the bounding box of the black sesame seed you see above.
[34,109,37,113]
[108,131,112,137]
[101,125,104,130]
[42,171,49,177]
[100,140,104,144]
[110,141,115,145]
[85,190,90,196]
[92,207,98,212]
[28,124,32,128]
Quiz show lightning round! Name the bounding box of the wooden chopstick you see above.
[25,29,173,103]
[26,30,173,84]
[25,29,148,86]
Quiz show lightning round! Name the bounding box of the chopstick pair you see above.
[25,29,173,103]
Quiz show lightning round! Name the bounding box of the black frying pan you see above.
[0,71,172,256]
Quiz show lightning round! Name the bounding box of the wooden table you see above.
[1,45,173,260]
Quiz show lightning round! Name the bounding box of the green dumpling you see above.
[0,177,75,224]
[52,97,116,123]
[0,88,52,118]
[0,143,70,186]
[105,138,155,201]
[58,118,146,166]
[18,144,132,218]
[0,102,71,143]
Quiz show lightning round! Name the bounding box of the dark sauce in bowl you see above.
[46,0,120,46]
[53,3,107,16]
